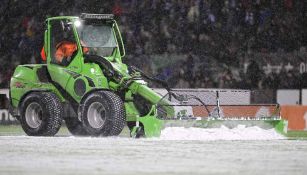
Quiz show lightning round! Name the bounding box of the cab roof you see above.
[46,14,114,22]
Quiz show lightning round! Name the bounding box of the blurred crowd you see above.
[0,0,307,90]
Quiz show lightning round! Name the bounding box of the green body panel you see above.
[139,116,163,137]
[272,119,288,134]
[128,82,175,117]
[125,102,140,121]
[47,57,110,102]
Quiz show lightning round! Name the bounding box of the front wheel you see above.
[20,92,63,136]
[80,91,126,136]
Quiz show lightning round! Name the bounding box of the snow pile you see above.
[160,125,285,140]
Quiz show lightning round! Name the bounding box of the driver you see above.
[55,40,89,65]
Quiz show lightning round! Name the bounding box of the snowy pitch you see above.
[0,126,306,175]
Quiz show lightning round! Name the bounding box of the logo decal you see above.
[14,82,25,88]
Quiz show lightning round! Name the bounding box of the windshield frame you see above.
[74,19,118,57]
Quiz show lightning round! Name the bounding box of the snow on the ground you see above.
[160,125,285,140]
[0,126,306,175]
[0,136,306,175]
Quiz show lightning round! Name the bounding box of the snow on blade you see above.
[159,125,285,140]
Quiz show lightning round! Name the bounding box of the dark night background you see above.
[0,0,307,90]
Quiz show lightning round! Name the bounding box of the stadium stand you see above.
[0,0,307,89]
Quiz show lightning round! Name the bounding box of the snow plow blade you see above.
[135,109,287,138]
[130,90,287,138]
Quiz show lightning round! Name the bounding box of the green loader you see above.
[9,14,287,137]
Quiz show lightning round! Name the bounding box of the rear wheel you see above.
[81,91,126,136]
[20,92,63,136]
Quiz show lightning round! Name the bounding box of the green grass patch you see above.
[285,131,307,139]
[0,125,24,135]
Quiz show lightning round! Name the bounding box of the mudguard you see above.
[10,64,64,109]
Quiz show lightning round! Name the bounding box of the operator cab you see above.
[47,14,124,67]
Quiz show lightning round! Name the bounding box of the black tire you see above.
[20,92,63,136]
[81,91,126,136]
[65,117,89,136]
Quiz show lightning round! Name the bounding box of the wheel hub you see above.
[87,102,106,129]
[25,102,43,129]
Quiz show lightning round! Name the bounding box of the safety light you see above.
[74,20,81,27]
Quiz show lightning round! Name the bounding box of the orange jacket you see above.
[55,41,78,63]
[40,41,89,63]
[41,47,46,61]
